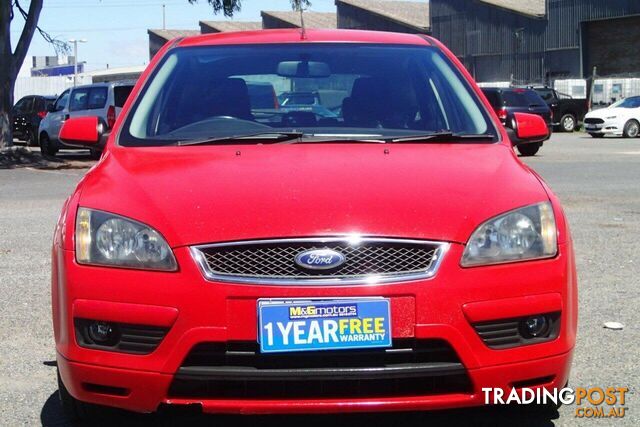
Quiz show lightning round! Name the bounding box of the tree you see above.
[1,1,68,149]
[190,0,311,17]
[0,0,312,149]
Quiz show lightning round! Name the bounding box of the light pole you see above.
[68,38,87,87]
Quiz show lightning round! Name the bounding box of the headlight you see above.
[75,208,177,271]
[461,202,557,267]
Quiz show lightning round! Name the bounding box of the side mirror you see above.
[59,116,109,148]
[506,112,549,145]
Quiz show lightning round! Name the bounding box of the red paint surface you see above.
[514,112,550,140]
[59,116,99,146]
[52,29,577,414]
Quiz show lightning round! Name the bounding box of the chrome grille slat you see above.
[190,237,449,285]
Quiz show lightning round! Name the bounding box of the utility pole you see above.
[68,38,87,87]
[297,2,306,39]
[588,66,597,111]
[162,4,166,30]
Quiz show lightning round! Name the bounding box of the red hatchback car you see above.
[52,29,576,420]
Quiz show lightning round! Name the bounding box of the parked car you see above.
[278,91,320,107]
[10,95,56,146]
[38,81,134,157]
[53,29,573,421]
[584,96,640,138]
[481,87,552,156]
[247,82,279,109]
[531,86,588,133]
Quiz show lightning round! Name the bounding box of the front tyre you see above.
[560,114,576,132]
[623,120,640,138]
[57,368,102,422]
[516,142,541,157]
[25,128,37,146]
[39,133,58,157]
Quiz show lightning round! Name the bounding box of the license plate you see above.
[258,298,392,353]
[586,125,599,130]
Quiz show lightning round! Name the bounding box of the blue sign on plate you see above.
[258,298,392,353]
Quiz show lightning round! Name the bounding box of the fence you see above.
[13,75,92,101]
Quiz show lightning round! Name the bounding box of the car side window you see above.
[483,91,502,109]
[69,89,90,112]
[502,91,529,107]
[13,97,32,113]
[55,90,70,111]
[88,87,108,109]
[536,89,554,102]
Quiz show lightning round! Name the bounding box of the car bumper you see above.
[53,241,577,414]
[585,121,622,136]
[58,346,573,415]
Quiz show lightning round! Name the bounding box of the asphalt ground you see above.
[0,133,638,426]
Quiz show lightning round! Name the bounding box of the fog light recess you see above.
[472,312,560,349]
[74,318,169,354]
[88,321,118,344]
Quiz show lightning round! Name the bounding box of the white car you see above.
[584,96,640,138]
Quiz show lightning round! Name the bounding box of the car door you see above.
[68,87,109,120]
[11,96,33,137]
[47,89,70,142]
[68,87,90,119]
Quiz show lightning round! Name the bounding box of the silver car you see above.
[38,81,134,157]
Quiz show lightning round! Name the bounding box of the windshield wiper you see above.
[177,131,304,146]
[388,132,496,143]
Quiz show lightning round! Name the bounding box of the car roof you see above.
[71,80,136,91]
[177,29,432,48]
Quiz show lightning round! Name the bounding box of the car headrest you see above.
[209,78,252,120]
[351,77,382,101]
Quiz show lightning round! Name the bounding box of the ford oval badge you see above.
[295,249,346,271]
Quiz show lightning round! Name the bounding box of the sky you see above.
[11,0,338,76]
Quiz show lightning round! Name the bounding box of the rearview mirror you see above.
[277,61,331,78]
[506,112,549,145]
[59,116,109,148]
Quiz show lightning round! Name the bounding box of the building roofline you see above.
[336,0,430,31]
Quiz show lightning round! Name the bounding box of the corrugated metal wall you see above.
[430,0,640,83]
[337,3,427,34]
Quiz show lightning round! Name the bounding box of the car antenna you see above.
[298,4,307,40]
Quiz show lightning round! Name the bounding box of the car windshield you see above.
[123,44,494,145]
[615,97,640,109]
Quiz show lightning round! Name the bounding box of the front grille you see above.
[584,118,604,124]
[191,237,447,285]
[169,339,472,399]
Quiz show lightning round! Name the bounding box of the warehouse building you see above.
[336,0,429,34]
[260,11,337,29]
[199,21,262,34]
[148,1,430,59]
[429,0,640,83]
[147,29,201,58]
